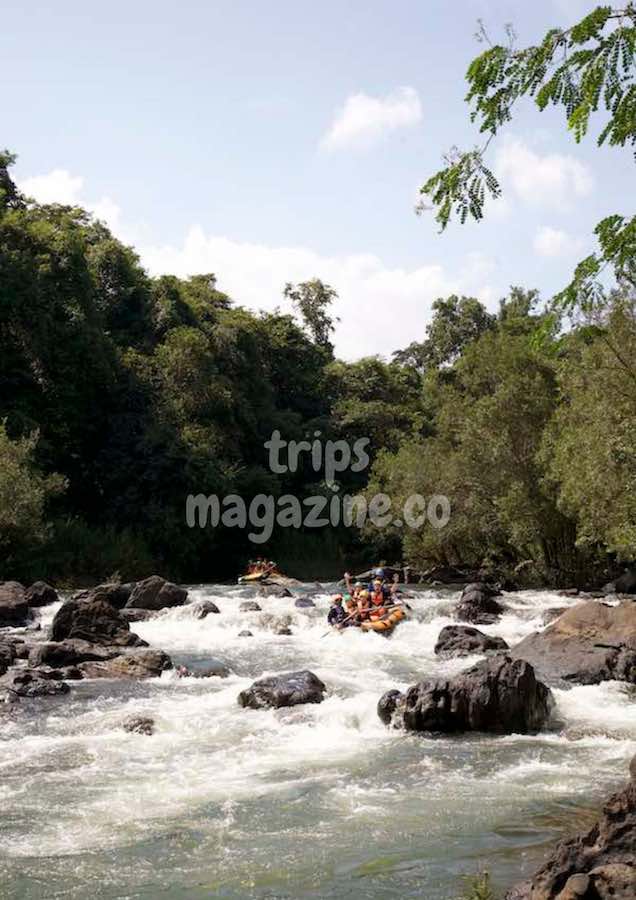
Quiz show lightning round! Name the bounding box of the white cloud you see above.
[15,166,496,359]
[533,225,584,258]
[321,86,422,151]
[17,169,123,234]
[140,228,494,358]
[495,137,593,210]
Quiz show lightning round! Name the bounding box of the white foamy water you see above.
[0,585,633,899]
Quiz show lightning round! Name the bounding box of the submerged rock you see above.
[257,584,292,598]
[126,576,187,610]
[239,601,261,612]
[238,630,253,637]
[455,582,505,625]
[25,581,58,607]
[50,597,146,647]
[78,648,172,679]
[0,582,29,627]
[381,656,553,735]
[0,640,16,675]
[275,626,293,636]
[377,689,404,725]
[188,599,220,618]
[511,600,636,685]
[434,625,509,658]
[294,597,316,609]
[238,669,326,709]
[122,714,155,735]
[5,669,71,698]
[29,639,119,668]
[505,763,636,899]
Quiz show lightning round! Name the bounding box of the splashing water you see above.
[0,585,633,898]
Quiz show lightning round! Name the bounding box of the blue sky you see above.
[5,0,632,357]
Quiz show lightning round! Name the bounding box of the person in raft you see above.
[327,595,347,627]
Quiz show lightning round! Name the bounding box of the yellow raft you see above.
[360,607,406,634]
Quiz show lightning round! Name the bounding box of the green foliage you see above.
[393,295,496,371]
[460,871,497,900]
[0,423,65,577]
[420,4,636,312]
[543,290,636,558]
[284,278,339,351]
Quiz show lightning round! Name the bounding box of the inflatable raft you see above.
[360,607,406,634]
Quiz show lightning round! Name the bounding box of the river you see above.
[1,584,634,899]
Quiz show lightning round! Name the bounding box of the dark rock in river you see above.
[275,626,292,636]
[123,714,155,735]
[603,568,636,596]
[294,597,316,609]
[0,640,16,675]
[238,630,253,637]
[0,581,29,627]
[434,625,509,658]
[455,582,505,625]
[5,668,71,698]
[119,608,160,623]
[377,689,404,725]
[188,599,220,618]
[239,601,261,612]
[257,584,292,598]
[78,647,172,679]
[188,659,231,678]
[505,763,636,899]
[383,656,553,735]
[511,600,636,685]
[50,597,146,647]
[126,576,187,610]
[25,581,58,607]
[238,669,326,709]
[29,639,119,668]
[71,582,133,610]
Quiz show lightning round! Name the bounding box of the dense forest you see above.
[1,145,635,586]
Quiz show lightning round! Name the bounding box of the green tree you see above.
[419,4,636,311]
[393,295,495,371]
[284,278,339,351]
[543,290,636,558]
[0,423,65,576]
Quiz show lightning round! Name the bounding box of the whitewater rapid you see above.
[0,585,634,899]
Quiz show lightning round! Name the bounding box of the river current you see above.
[1,584,634,899]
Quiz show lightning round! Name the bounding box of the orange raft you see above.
[360,606,406,634]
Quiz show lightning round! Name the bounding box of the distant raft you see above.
[360,607,406,634]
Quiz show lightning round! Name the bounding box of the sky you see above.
[4,0,632,358]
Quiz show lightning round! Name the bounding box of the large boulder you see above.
[71,583,134,610]
[78,648,172,679]
[603,568,636,596]
[238,670,326,709]
[381,656,553,735]
[505,763,636,899]
[0,582,29,627]
[50,597,146,647]
[434,625,509,658]
[125,576,187,611]
[511,600,636,685]
[25,581,58,607]
[455,582,505,625]
[28,639,119,668]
